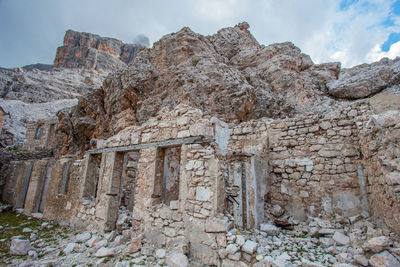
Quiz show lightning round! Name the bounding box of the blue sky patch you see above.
[392,0,400,15]
[339,0,358,10]
[381,32,400,52]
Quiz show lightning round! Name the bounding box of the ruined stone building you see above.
[2,96,400,264]
[0,23,400,265]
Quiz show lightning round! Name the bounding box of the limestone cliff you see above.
[0,30,144,146]
[54,30,144,71]
[55,22,400,155]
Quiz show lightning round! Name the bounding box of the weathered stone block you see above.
[189,123,214,137]
[128,236,142,254]
[332,231,350,246]
[205,217,230,233]
[196,187,211,201]
[242,240,257,254]
[94,247,115,257]
[166,250,189,267]
[367,236,392,253]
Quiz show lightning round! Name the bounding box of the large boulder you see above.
[9,239,33,255]
[327,57,400,99]
[369,251,400,267]
[366,236,393,253]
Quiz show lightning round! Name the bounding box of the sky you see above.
[0,0,399,68]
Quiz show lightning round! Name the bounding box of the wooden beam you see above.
[85,136,213,155]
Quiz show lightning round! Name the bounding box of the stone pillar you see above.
[210,158,224,214]
[38,159,54,213]
[15,161,34,209]
[246,156,268,229]
[233,161,245,228]
[135,147,157,217]
[2,161,23,205]
[95,152,124,232]
[23,159,49,215]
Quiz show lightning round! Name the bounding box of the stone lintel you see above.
[85,136,213,155]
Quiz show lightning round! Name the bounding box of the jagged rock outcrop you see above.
[57,23,345,154]
[0,66,108,145]
[327,57,400,99]
[56,22,400,155]
[0,30,145,147]
[2,22,396,155]
[54,30,144,71]
[0,67,107,103]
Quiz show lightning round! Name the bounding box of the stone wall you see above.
[3,101,400,265]
[359,110,400,233]
[1,157,54,215]
[0,150,52,201]
[42,157,82,225]
[70,105,229,265]
[23,118,58,151]
[267,103,371,220]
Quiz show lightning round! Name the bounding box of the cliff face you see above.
[53,30,144,71]
[0,67,107,103]
[55,22,400,155]
[0,30,145,146]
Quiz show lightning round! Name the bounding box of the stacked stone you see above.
[148,204,185,245]
[99,105,214,149]
[23,118,58,151]
[227,119,269,156]
[359,109,400,233]
[268,103,370,218]
[230,119,268,141]
[184,144,215,218]
[75,199,96,225]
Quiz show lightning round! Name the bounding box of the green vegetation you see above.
[0,211,71,265]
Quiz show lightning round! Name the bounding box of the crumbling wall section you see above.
[226,119,270,229]
[42,157,82,225]
[0,151,53,206]
[267,103,371,220]
[23,118,58,151]
[359,110,400,233]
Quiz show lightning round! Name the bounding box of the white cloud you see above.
[0,0,399,68]
[367,41,400,61]
[193,0,241,23]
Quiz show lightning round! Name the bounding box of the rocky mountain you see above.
[55,22,400,155]
[0,67,107,103]
[1,23,399,151]
[0,30,144,147]
[54,29,145,71]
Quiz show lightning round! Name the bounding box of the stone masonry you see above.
[1,99,400,265]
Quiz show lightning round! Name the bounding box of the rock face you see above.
[327,57,400,99]
[0,30,143,146]
[54,30,144,71]
[55,22,343,154]
[57,23,400,157]
[0,67,107,103]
